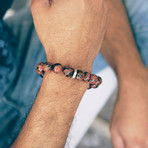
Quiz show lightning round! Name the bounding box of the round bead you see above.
[83,72,91,82]
[76,70,84,81]
[44,62,52,72]
[96,76,102,85]
[89,74,98,84]
[89,75,102,89]
[53,63,63,74]
[93,77,102,87]
[36,62,102,90]
[36,62,44,76]
[63,66,74,77]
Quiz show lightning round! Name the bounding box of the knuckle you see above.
[111,134,124,147]
[110,127,117,136]
[127,137,148,148]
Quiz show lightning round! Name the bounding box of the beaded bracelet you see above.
[36,62,102,89]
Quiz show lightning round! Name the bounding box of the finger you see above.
[111,131,125,148]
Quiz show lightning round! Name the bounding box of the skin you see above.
[31,0,108,72]
[11,0,148,147]
[102,0,148,147]
[11,0,108,147]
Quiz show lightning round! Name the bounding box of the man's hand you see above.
[31,0,108,72]
[101,0,148,147]
[111,69,148,148]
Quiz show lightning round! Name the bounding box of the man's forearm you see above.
[102,0,147,82]
[102,1,148,147]
[11,72,89,148]
[11,0,108,147]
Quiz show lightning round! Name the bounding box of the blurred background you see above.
[4,0,118,147]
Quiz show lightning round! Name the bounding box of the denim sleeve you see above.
[0,9,45,148]
[0,20,17,97]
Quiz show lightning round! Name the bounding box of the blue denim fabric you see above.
[0,9,46,147]
[0,0,148,146]
[0,21,17,97]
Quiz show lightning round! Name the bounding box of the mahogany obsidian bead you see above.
[76,70,84,81]
[89,74,98,84]
[96,76,102,85]
[63,66,74,77]
[83,72,91,82]
[44,62,52,72]
[36,62,102,89]
[89,75,102,89]
[36,62,45,76]
[52,63,63,74]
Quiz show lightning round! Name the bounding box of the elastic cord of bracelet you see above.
[36,62,102,89]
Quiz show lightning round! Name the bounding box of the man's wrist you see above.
[117,63,147,82]
[46,54,93,73]
[117,63,148,92]
[43,72,89,95]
